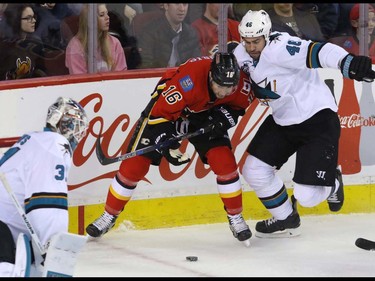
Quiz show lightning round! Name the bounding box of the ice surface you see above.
[75,213,375,277]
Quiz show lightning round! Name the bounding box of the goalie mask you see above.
[46,97,89,151]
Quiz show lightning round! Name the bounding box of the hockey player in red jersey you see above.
[86,52,254,246]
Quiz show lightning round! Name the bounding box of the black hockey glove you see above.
[155,133,190,166]
[340,54,375,82]
[206,106,243,137]
[152,119,190,166]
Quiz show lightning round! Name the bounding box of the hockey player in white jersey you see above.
[0,97,89,276]
[233,10,375,238]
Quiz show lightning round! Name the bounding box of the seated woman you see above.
[65,3,127,74]
[0,3,47,80]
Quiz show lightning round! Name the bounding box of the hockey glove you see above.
[340,54,375,82]
[163,147,191,166]
[155,132,190,166]
[206,106,242,137]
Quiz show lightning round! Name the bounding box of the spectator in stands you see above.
[330,4,375,63]
[33,3,74,49]
[0,3,47,80]
[294,3,339,41]
[108,10,141,69]
[137,3,201,69]
[65,3,127,74]
[332,4,356,37]
[191,3,240,57]
[266,3,325,42]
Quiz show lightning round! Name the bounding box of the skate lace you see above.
[265,217,278,226]
[93,212,116,231]
[228,214,248,232]
[327,192,339,202]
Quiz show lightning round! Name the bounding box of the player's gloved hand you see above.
[340,54,375,82]
[174,117,190,136]
[163,147,191,166]
[155,133,190,166]
[206,106,237,137]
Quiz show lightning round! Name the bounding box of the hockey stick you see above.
[355,237,375,251]
[126,91,161,153]
[0,172,46,257]
[96,124,214,165]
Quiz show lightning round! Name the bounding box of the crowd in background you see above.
[0,3,373,81]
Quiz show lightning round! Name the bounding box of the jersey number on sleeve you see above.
[286,40,301,56]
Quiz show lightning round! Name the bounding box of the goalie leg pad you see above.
[42,232,87,277]
[13,233,32,277]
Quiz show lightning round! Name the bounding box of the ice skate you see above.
[255,195,301,238]
[227,213,252,247]
[86,211,118,238]
[327,167,344,212]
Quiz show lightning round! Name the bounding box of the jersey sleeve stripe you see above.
[25,193,68,213]
[306,42,325,69]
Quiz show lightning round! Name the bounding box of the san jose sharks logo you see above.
[60,143,72,157]
[251,78,280,106]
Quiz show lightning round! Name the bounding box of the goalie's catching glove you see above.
[340,54,375,82]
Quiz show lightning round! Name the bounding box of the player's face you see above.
[241,35,266,61]
[210,78,237,99]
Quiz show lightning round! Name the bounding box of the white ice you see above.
[75,213,375,277]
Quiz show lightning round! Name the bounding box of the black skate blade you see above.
[355,238,375,251]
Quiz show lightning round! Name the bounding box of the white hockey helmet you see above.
[238,10,272,42]
[46,97,89,151]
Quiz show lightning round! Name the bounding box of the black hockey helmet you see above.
[210,52,240,87]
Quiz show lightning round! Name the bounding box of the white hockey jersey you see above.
[0,129,72,248]
[233,31,349,126]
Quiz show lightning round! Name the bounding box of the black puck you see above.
[355,238,375,251]
[186,256,198,261]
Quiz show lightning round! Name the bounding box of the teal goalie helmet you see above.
[46,97,89,151]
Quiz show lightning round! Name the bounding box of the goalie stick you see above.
[355,237,375,251]
[96,124,214,165]
[0,172,46,257]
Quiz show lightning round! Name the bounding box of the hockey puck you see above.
[186,256,198,261]
[355,238,375,251]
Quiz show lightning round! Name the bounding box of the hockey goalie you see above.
[0,97,89,277]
